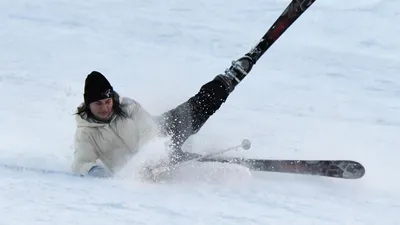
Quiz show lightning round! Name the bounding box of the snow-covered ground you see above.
[1,0,399,224]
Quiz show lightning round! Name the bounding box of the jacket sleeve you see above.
[71,129,102,176]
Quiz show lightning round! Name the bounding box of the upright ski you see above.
[224,0,317,85]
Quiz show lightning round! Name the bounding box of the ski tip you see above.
[334,160,366,179]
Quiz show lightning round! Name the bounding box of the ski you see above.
[198,157,365,179]
[145,138,365,180]
[225,0,317,86]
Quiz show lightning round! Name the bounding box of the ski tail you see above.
[198,157,366,179]
[247,0,316,64]
[228,0,317,86]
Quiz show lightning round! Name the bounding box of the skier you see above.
[72,61,249,178]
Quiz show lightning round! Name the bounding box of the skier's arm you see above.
[72,131,111,177]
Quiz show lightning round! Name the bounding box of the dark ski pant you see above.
[159,78,230,152]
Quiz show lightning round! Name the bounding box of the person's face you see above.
[89,98,113,120]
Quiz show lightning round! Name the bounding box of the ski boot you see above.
[214,56,254,93]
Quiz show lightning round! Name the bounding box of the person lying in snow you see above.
[72,68,243,178]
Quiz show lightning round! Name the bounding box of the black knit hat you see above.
[83,71,114,105]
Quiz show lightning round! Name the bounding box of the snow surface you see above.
[1,0,399,224]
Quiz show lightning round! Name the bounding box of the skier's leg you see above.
[158,74,237,161]
[158,56,251,163]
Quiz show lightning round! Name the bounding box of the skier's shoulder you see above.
[119,96,139,106]
[118,96,149,116]
[73,102,91,127]
[119,96,141,110]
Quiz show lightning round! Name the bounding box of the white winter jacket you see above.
[72,97,161,176]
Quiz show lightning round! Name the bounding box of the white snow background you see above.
[0,0,399,224]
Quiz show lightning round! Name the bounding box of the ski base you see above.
[198,157,365,179]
